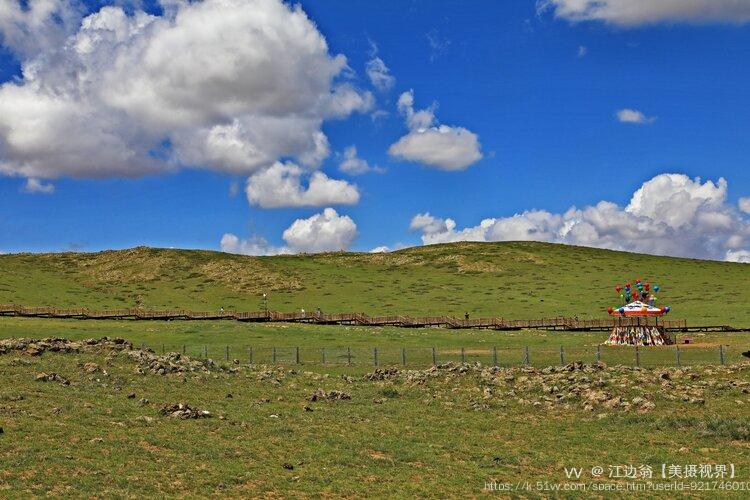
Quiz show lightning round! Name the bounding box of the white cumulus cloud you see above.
[365,57,395,92]
[282,208,357,253]
[616,108,656,124]
[388,90,482,171]
[537,0,750,26]
[0,0,372,182]
[219,233,287,256]
[338,146,383,175]
[726,249,750,263]
[410,173,750,262]
[739,197,750,214]
[221,208,357,255]
[22,177,55,194]
[245,162,360,208]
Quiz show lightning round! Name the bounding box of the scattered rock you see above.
[158,402,212,419]
[309,389,351,402]
[127,393,136,399]
[35,372,70,385]
[363,367,399,381]
[282,463,294,470]
[83,362,100,373]
[1,337,224,376]
[138,398,149,407]
[26,346,42,356]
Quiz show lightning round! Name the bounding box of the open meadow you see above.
[1,242,749,496]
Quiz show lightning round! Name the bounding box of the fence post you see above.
[402,347,407,366]
[203,345,207,358]
[492,346,498,367]
[676,345,681,367]
[225,346,229,361]
[560,346,565,365]
[432,347,437,366]
[374,347,378,366]
[719,345,725,365]
[347,347,352,365]
[182,344,186,355]
[272,347,277,364]
[295,346,300,365]
[248,346,253,365]
[321,347,326,365]
[524,346,530,366]
[596,345,601,363]
[635,345,640,367]
[162,344,165,354]
[141,341,145,351]
[461,347,466,364]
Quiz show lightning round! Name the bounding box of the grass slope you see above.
[1,242,748,325]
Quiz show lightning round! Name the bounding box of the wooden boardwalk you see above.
[0,303,739,332]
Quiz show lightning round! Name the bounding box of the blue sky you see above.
[1,0,749,261]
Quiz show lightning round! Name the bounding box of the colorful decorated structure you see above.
[605,279,672,346]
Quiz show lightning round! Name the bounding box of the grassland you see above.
[1,317,749,369]
[0,340,749,497]
[1,242,749,325]
[1,242,749,497]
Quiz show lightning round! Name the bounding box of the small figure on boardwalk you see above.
[301,308,305,317]
[315,307,321,316]
[220,307,224,313]
[464,312,469,320]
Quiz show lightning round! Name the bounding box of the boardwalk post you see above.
[140,342,145,351]
[162,344,165,354]
[635,345,640,367]
[432,347,437,366]
[524,346,530,366]
[374,347,378,366]
[596,345,601,363]
[347,347,352,365]
[401,347,406,366]
[182,345,186,355]
[272,347,277,364]
[295,346,300,364]
[719,345,725,365]
[492,346,498,367]
[461,347,466,364]
[560,346,564,365]
[248,346,253,365]
[225,346,229,361]
[321,347,326,365]
[203,345,207,358]
[676,345,681,367]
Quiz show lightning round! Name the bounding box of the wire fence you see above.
[139,343,747,368]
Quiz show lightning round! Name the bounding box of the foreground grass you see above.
[1,242,749,325]
[0,345,749,497]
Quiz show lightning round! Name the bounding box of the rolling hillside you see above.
[0,242,748,325]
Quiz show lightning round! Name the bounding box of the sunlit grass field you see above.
[1,242,749,496]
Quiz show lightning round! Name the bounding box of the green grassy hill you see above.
[0,242,748,325]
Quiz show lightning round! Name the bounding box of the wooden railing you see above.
[0,303,705,331]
